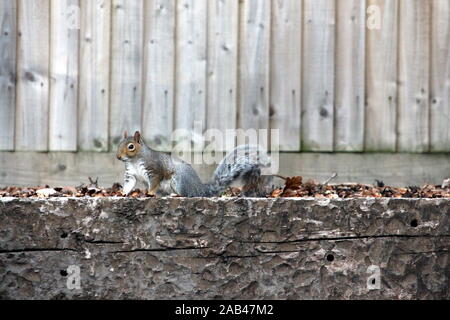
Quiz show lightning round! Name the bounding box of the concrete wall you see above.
[0,197,448,299]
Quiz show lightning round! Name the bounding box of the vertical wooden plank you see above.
[78,0,111,151]
[109,0,143,150]
[238,0,271,138]
[142,0,175,151]
[16,0,50,151]
[335,0,365,152]
[365,0,398,152]
[430,0,450,152]
[49,0,79,151]
[239,0,270,152]
[397,0,430,152]
[302,0,335,151]
[175,0,207,151]
[206,0,238,151]
[270,0,302,151]
[0,0,17,150]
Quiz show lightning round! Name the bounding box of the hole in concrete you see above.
[372,278,376,285]
[410,219,418,228]
[60,270,68,277]
[326,254,334,262]
[60,232,68,238]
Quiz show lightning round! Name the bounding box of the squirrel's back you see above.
[168,157,215,197]
[212,144,272,196]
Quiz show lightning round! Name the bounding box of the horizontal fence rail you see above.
[0,0,449,153]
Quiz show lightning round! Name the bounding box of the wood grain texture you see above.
[109,0,143,150]
[175,0,207,151]
[0,198,448,300]
[78,0,111,151]
[0,0,17,150]
[270,0,302,151]
[301,0,335,151]
[365,0,398,152]
[15,0,50,151]
[142,0,175,151]
[335,0,365,152]
[238,0,271,137]
[49,0,79,151]
[206,0,238,151]
[430,0,450,152]
[397,0,430,152]
[1,1,448,154]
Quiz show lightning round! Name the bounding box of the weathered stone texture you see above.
[0,197,448,299]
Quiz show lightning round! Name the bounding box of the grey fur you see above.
[213,145,272,196]
[117,137,272,197]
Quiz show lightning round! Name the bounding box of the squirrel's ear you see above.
[134,131,141,143]
[123,130,128,138]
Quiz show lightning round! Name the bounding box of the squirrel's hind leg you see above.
[146,176,161,196]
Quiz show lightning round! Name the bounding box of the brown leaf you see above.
[271,188,283,198]
[284,176,303,190]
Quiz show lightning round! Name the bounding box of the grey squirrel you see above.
[116,131,272,197]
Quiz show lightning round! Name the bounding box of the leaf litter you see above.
[1,176,449,199]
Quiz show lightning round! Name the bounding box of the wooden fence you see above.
[0,0,449,153]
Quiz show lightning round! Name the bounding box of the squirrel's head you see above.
[116,131,143,161]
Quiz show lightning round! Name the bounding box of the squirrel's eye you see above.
[127,144,135,151]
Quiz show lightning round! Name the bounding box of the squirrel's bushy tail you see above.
[210,144,272,196]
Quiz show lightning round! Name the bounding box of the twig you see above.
[322,173,338,185]
[271,174,287,181]
[88,177,99,188]
[76,182,85,189]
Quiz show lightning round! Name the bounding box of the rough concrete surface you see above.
[0,197,448,299]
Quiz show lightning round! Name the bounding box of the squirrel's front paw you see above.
[122,185,134,196]
[121,186,133,196]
